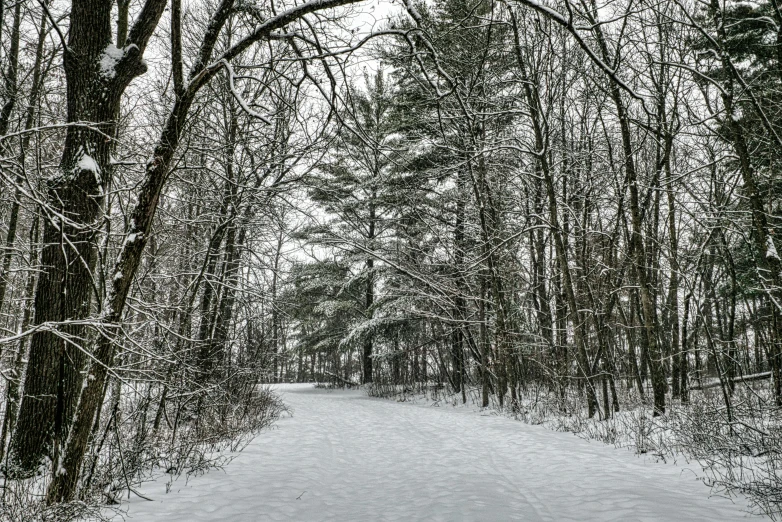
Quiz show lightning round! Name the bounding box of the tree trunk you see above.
[0,215,39,462]
[9,0,165,475]
[509,9,596,415]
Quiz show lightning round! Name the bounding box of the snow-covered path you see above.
[125,384,752,521]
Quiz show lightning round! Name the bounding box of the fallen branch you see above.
[322,370,360,388]
[690,371,772,391]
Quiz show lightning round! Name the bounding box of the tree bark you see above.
[9,0,166,475]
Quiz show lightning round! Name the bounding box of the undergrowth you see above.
[0,378,285,521]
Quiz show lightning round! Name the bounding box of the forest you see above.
[0,0,781,519]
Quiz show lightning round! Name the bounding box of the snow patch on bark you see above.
[767,236,780,261]
[75,151,103,191]
[76,153,99,175]
[99,44,124,79]
[124,232,143,245]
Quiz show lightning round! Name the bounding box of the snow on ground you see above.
[122,383,754,521]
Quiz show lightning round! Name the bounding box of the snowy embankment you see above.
[121,384,753,521]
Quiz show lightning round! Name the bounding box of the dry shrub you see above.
[0,376,285,521]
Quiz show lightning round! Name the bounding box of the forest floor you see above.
[119,383,756,521]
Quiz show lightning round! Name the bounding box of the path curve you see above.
[125,384,753,521]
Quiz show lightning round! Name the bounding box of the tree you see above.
[304,69,406,384]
